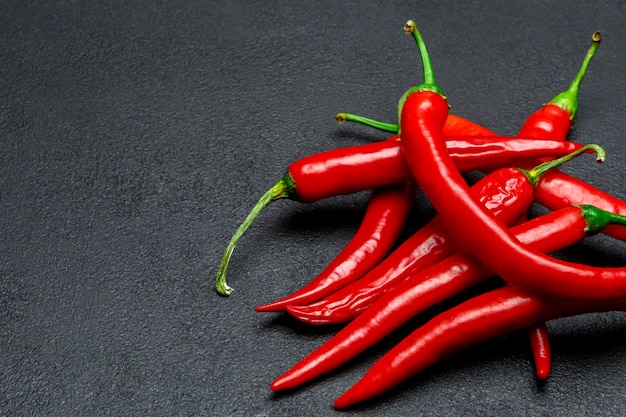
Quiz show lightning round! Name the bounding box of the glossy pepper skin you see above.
[333,285,626,409]
[534,170,626,241]
[397,35,626,304]
[286,136,585,203]
[284,166,538,323]
[267,30,602,314]
[265,182,416,309]
[216,135,585,295]
[527,323,551,380]
[254,115,504,310]
[401,89,626,301]
[506,30,602,379]
[270,204,624,392]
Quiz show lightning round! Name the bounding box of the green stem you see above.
[335,113,400,133]
[518,144,605,187]
[397,20,446,126]
[215,173,296,296]
[402,19,445,96]
[548,31,602,120]
[580,204,626,234]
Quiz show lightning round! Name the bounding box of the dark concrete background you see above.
[2,1,625,416]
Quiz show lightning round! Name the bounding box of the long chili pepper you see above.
[398,21,626,302]
[216,135,586,295]
[270,203,626,392]
[283,144,601,323]
[333,284,626,409]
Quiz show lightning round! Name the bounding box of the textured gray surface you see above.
[2,1,626,416]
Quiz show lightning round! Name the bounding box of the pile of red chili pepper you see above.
[214,20,626,409]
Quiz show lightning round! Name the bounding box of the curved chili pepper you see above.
[284,147,600,323]
[333,284,626,409]
[270,204,626,392]
[271,182,415,309]
[216,135,586,295]
[399,21,626,302]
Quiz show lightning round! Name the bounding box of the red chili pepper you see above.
[535,170,626,241]
[216,135,586,295]
[279,29,604,393]
[527,322,551,380]
[270,204,626,392]
[333,283,626,409]
[283,150,597,323]
[272,182,416,309]
[399,21,626,302]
